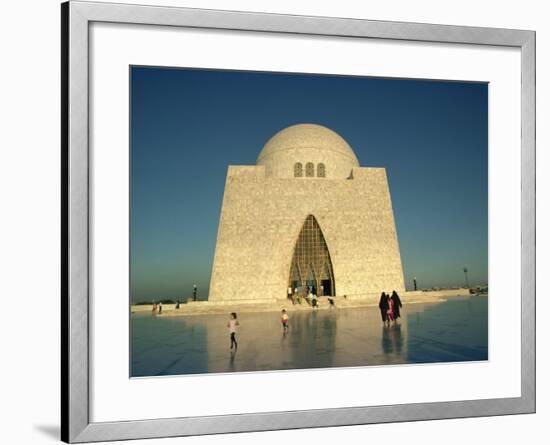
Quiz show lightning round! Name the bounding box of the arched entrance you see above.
[288,215,335,296]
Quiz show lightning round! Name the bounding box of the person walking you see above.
[386,296,395,323]
[378,292,389,323]
[390,290,403,322]
[158,302,163,315]
[281,309,289,333]
[311,293,318,309]
[228,312,239,350]
[307,289,313,306]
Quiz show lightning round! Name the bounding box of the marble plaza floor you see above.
[130,295,488,377]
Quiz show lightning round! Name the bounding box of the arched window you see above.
[294,162,303,177]
[317,163,326,178]
[305,162,314,177]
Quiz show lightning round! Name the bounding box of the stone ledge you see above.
[131,289,476,317]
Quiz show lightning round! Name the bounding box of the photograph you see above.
[0,0,542,443]
[129,66,489,377]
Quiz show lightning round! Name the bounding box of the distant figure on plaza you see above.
[175,300,180,309]
[328,297,335,309]
[287,286,293,301]
[158,302,162,315]
[281,309,289,332]
[152,302,157,315]
[391,290,403,321]
[292,287,299,305]
[228,312,239,350]
[386,295,395,323]
[311,293,318,309]
[193,284,197,302]
[378,292,389,323]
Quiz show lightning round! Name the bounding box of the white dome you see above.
[256,124,359,179]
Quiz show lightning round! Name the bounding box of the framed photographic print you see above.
[62,1,535,442]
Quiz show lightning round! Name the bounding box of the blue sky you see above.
[130,66,488,302]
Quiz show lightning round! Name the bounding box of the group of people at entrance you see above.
[378,291,402,324]
[287,286,327,308]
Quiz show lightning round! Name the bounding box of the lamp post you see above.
[463,267,470,289]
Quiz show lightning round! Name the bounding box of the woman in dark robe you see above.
[390,290,403,321]
[378,292,389,323]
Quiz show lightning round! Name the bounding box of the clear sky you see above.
[130,66,488,302]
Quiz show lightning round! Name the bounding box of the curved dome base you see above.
[256,123,360,179]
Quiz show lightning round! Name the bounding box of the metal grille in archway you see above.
[288,215,335,296]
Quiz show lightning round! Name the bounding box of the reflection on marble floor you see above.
[131,295,488,377]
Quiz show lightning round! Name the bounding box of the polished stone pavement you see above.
[131,295,488,377]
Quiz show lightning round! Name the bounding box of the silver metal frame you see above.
[61,1,536,442]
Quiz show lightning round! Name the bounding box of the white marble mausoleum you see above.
[208,123,405,302]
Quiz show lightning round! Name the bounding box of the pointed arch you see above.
[288,215,335,296]
[290,261,301,283]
